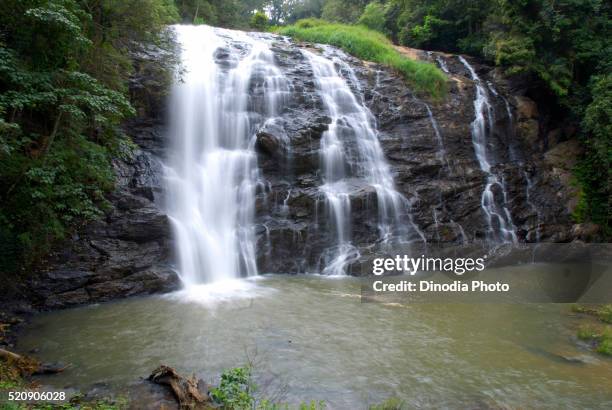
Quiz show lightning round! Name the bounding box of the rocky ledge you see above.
[13,40,181,312]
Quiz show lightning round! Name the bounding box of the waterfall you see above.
[427,51,450,74]
[303,49,422,274]
[436,57,449,74]
[425,104,448,169]
[459,56,518,244]
[165,25,287,284]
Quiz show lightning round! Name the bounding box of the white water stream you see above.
[459,56,518,244]
[304,49,422,274]
[165,25,287,284]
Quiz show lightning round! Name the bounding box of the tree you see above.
[321,0,367,23]
[285,0,325,23]
[250,10,269,29]
[575,74,612,232]
[358,2,386,32]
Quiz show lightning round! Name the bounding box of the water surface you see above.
[19,275,612,408]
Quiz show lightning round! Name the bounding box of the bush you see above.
[598,338,612,356]
[250,11,269,31]
[577,325,599,341]
[598,305,612,324]
[277,20,447,99]
[571,304,612,325]
[576,325,612,357]
[210,366,326,409]
[211,366,254,409]
[358,2,386,33]
[321,0,363,23]
[295,18,327,29]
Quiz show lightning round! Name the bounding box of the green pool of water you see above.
[18,274,612,408]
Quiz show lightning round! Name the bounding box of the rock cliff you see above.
[20,30,588,309]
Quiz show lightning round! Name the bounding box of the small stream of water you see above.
[459,56,518,244]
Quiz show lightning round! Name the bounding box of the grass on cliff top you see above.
[276,19,447,100]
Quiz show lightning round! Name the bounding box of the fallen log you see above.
[148,365,213,409]
[0,347,20,361]
[0,347,70,375]
[34,361,71,375]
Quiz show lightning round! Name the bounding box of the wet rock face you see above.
[28,32,581,308]
[252,40,577,273]
[29,146,180,309]
[26,40,180,310]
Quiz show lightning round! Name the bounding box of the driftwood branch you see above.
[149,365,212,409]
[0,348,20,361]
[0,348,70,375]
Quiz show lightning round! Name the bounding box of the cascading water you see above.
[164,26,522,280]
[459,56,518,244]
[425,104,448,169]
[304,49,422,274]
[436,57,450,74]
[165,25,288,285]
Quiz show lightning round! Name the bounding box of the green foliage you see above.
[321,0,367,23]
[391,0,491,53]
[401,14,450,48]
[358,2,386,33]
[0,359,24,391]
[1,356,127,409]
[597,305,612,324]
[297,402,326,410]
[284,0,325,23]
[0,0,176,275]
[79,0,178,91]
[211,366,255,409]
[572,304,612,324]
[209,366,326,409]
[576,325,612,357]
[386,0,610,99]
[577,325,599,341]
[278,20,447,98]
[251,11,270,30]
[574,74,612,233]
[369,397,405,410]
[26,397,128,410]
[488,0,609,99]
[598,338,612,356]
[293,17,326,28]
[176,0,268,27]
